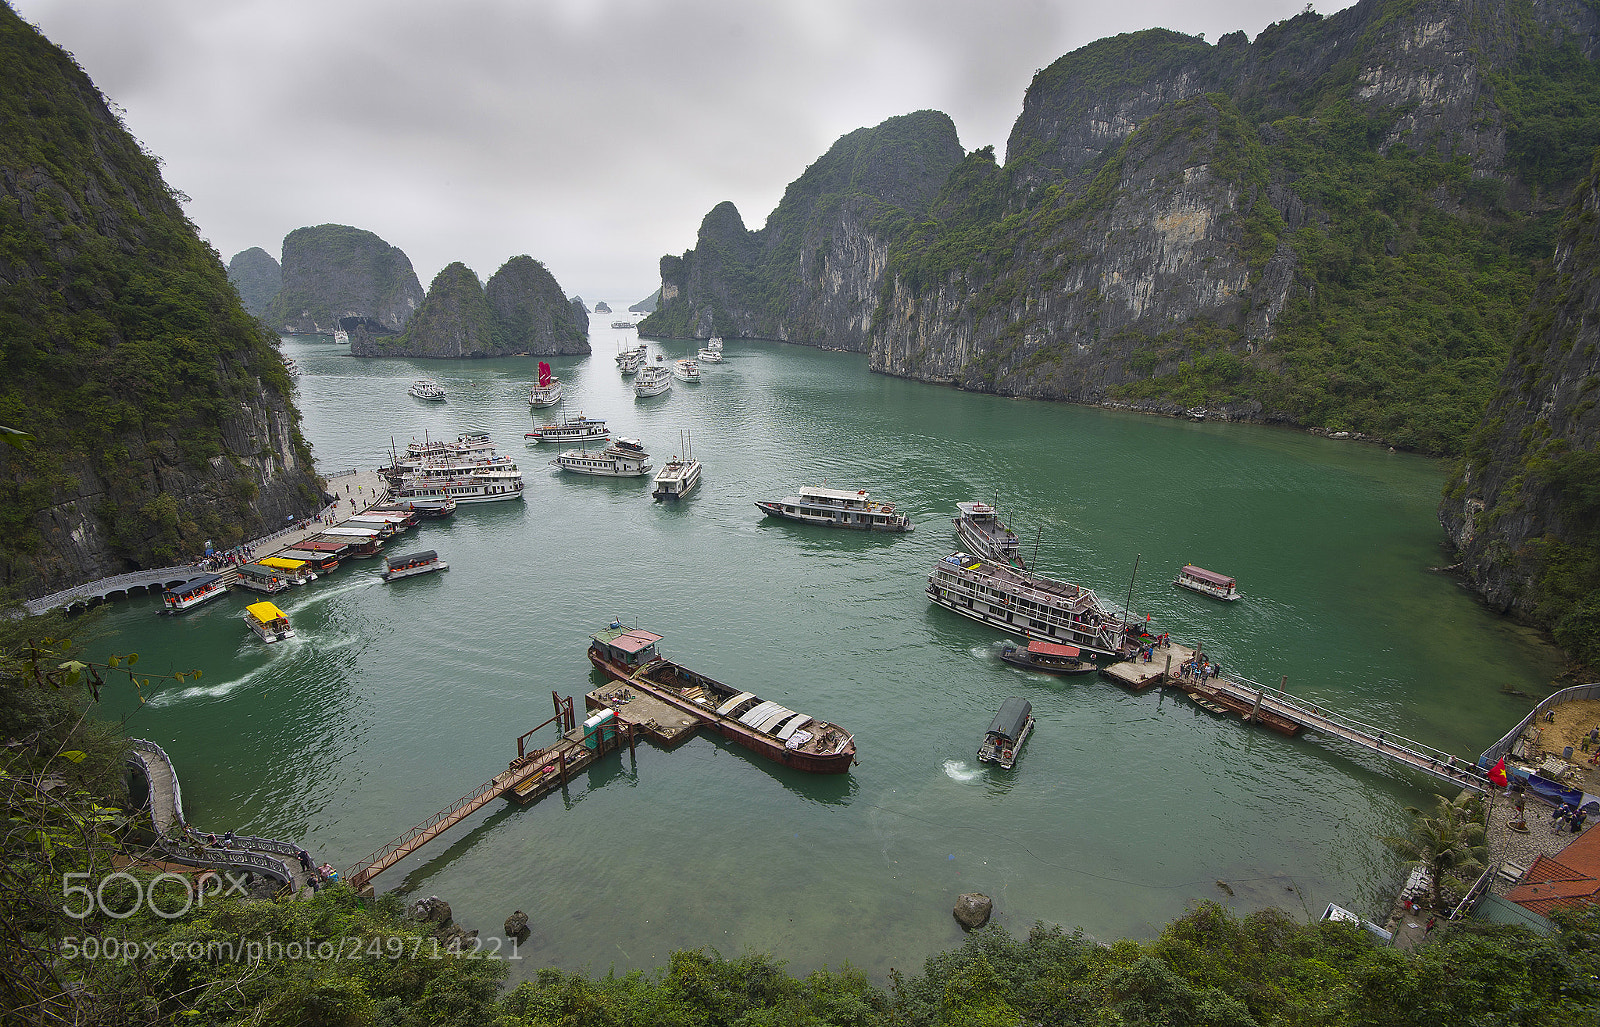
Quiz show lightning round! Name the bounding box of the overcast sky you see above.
[13,0,1351,309]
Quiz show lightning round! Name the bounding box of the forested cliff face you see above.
[648,0,1600,454]
[351,255,588,358]
[226,246,281,317]
[639,110,966,350]
[263,224,425,335]
[1442,152,1600,669]
[0,3,321,597]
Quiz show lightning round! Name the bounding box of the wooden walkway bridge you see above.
[345,694,639,895]
[1102,643,1492,793]
[128,738,319,890]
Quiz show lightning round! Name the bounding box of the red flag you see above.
[1488,757,1508,787]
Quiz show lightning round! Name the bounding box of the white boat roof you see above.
[321,526,381,537]
[798,486,872,502]
[775,713,812,739]
[348,513,410,524]
[739,700,786,727]
[716,691,757,715]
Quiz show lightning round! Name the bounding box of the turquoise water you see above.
[89,329,1562,980]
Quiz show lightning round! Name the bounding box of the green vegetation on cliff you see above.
[0,2,313,581]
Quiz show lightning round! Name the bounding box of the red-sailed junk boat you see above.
[587,624,856,774]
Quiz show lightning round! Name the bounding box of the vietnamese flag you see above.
[1488,757,1508,787]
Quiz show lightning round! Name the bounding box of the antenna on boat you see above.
[1121,553,1142,635]
[1030,527,1042,574]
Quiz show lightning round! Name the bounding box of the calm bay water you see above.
[89,328,1561,980]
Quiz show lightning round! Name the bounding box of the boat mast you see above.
[1121,553,1142,634]
[1030,527,1042,574]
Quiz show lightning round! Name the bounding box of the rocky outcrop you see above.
[263,224,425,335]
[1440,153,1600,649]
[594,301,611,314]
[639,110,965,348]
[629,289,660,313]
[953,892,993,930]
[352,256,589,358]
[569,297,590,334]
[0,6,321,597]
[227,246,281,317]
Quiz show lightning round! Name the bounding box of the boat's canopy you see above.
[295,540,349,553]
[1181,565,1235,587]
[592,625,663,655]
[236,563,281,578]
[350,513,411,524]
[258,557,305,571]
[278,549,332,563]
[321,526,381,537]
[985,697,1032,742]
[799,486,870,503]
[1026,640,1079,658]
[164,573,223,597]
[246,601,288,623]
[388,550,436,568]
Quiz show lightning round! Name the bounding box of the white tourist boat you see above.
[525,413,610,444]
[160,573,228,613]
[617,348,644,376]
[244,601,295,644]
[697,337,723,363]
[256,556,316,584]
[553,438,652,477]
[382,481,458,515]
[673,358,702,382]
[927,552,1131,657]
[756,486,913,532]
[611,320,636,329]
[401,464,525,502]
[408,378,446,401]
[333,329,349,344]
[652,454,702,500]
[528,361,563,408]
[635,363,672,398]
[1174,565,1240,601]
[954,501,1025,569]
[381,549,449,581]
[233,562,295,594]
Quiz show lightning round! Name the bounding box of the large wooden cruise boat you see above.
[756,486,912,532]
[526,413,610,444]
[587,625,856,773]
[927,552,1132,657]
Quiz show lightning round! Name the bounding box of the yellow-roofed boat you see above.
[258,556,315,584]
[244,601,295,644]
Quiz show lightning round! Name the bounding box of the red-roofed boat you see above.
[998,638,1096,675]
[1174,565,1240,602]
[587,624,856,774]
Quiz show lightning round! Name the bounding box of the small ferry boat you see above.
[553,438,652,477]
[1174,565,1240,601]
[673,358,701,382]
[998,639,1095,675]
[160,573,228,613]
[955,501,1025,569]
[697,337,723,363]
[256,556,315,584]
[756,486,912,532]
[371,495,456,519]
[525,413,610,444]
[977,697,1033,770]
[381,549,448,581]
[408,378,446,402]
[315,526,386,557]
[635,363,672,398]
[527,361,563,408]
[653,454,702,500]
[927,553,1131,657]
[278,548,341,574]
[588,625,856,773]
[233,562,294,594]
[244,601,295,644]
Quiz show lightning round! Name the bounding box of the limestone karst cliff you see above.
[1441,151,1600,670]
[0,5,321,597]
[263,224,425,335]
[227,246,281,317]
[647,0,1600,455]
[351,255,588,358]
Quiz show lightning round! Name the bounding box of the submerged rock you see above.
[953,892,992,930]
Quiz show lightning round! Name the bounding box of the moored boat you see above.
[160,573,228,613]
[977,697,1033,769]
[1174,565,1240,601]
[955,501,1024,569]
[371,495,456,518]
[525,413,609,444]
[408,378,446,401]
[553,437,652,477]
[697,336,723,362]
[244,601,295,644]
[315,526,386,556]
[528,361,563,408]
[998,639,1096,675]
[673,358,701,382]
[257,556,315,584]
[234,562,294,594]
[381,549,449,581]
[927,552,1132,657]
[392,473,523,505]
[587,625,856,773]
[635,363,672,398]
[278,548,341,574]
[756,486,912,532]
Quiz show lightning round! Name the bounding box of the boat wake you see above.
[942,759,982,783]
[147,657,281,707]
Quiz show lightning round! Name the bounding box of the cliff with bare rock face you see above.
[0,5,321,597]
[645,0,1600,455]
[264,224,425,335]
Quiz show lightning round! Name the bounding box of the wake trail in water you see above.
[943,759,981,782]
